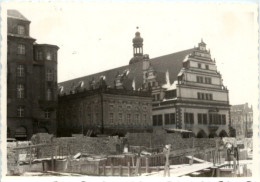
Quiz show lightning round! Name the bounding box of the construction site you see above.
[7,128,252,177]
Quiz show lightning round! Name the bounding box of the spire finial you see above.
[136,26,139,30]
[201,38,203,42]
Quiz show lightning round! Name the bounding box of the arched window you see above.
[17,84,24,98]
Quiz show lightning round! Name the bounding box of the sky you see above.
[2,2,258,107]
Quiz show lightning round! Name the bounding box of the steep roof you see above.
[7,10,29,21]
[59,48,194,94]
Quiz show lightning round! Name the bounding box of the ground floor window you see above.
[198,113,207,125]
[209,114,226,125]
[153,115,162,126]
[184,113,194,125]
[165,113,175,125]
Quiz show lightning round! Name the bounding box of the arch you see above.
[219,130,228,138]
[15,126,27,140]
[197,129,207,138]
[38,127,49,133]
[209,132,217,138]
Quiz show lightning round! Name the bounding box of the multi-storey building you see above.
[231,103,253,138]
[152,41,230,137]
[57,86,152,136]
[7,10,59,140]
[58,29,230,137]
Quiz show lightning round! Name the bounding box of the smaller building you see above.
[231,103,253,138]
[57,83,153,137]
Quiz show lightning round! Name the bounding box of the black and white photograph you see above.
[0,1,259,181]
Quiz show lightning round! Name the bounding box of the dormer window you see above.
[46,52,52,61]
[17,25,25,35]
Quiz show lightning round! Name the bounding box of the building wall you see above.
[231,103,253,138]
[177,86,229,102]
[7,11,59,140]
[57,88,153,136]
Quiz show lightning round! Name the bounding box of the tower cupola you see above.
[129,27,144,65]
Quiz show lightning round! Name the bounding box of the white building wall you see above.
[185,72,221,85]
[180,107,229,136]
[178,87,228,102]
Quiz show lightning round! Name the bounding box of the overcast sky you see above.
[2,2,258,107]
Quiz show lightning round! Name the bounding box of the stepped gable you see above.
[59,48,194,94]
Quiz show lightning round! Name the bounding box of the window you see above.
[205,65,209,70]
[184,113,194,125]
[198,63,201,68]
[197,92,205,100]
[37,51,43,60]
[135,114,139,124]
[221,115,226,125]
[196,76,203,83]
[109,113,114,124]
[170,113,176,124]
[46,52,52,61]
[143,114,147,123]
[17,65,25,77]
[205,77,212,84]
[46,89,52,101]
[165,113,176,125]
[127,114,131,123]
[209,114,226,125]
[17,84,24,99]
[165,114,170,125]
[17,25,25,35]
[17,106,24,117]
[17,44,25,55]
[198,113,207,125]
[45,110,51,119]
[198,93,213,100]
[153,115,162,126]
[46,70,53,81]
[118,113,123,123]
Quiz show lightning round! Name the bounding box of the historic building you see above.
[58,29,230,137]
[7,10,59,140]
[231,103,253,138]
[57,86,152,136]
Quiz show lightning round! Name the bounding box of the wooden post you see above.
[216,168,220,177]
[128,162,131,176]
[157,166,159,172]
[51,147,54,171]
[119,165,122,176]
[97,163,100,176]
[103,164,106,176]
[145,157,149,173]
[111,164,114,176]
[29,145,32,169]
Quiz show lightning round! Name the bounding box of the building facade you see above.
[151,41,230,138]
[231,103,253,138]
[57,86,152,136]
[58,29,230,138]
[7,10,59,140]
